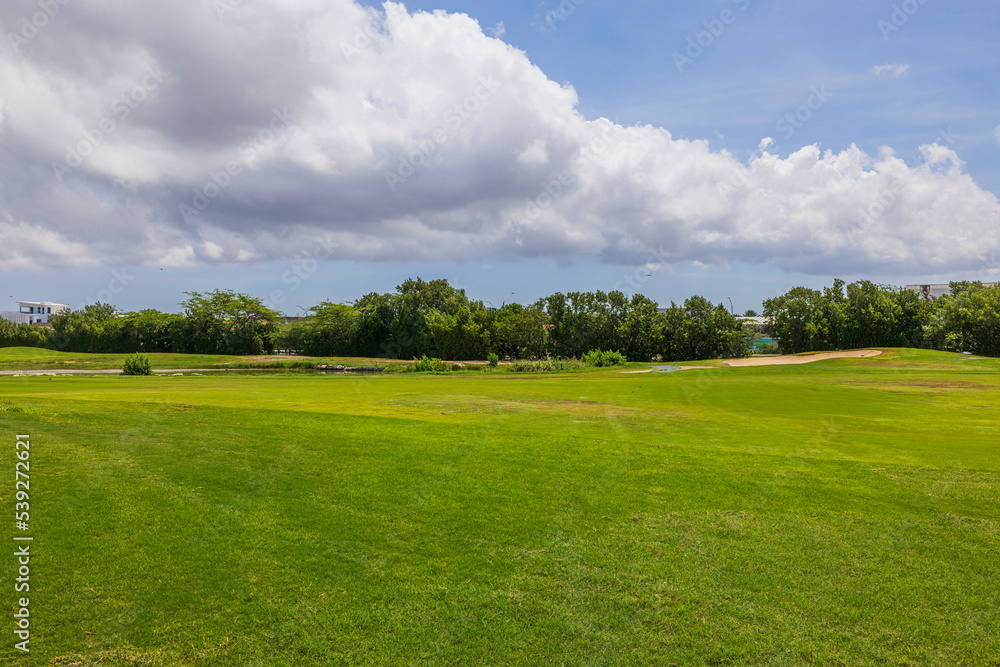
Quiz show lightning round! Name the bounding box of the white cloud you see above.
[517,139,549,166]
[158,246,197,269]
[201,242,225,260]
[872,64,911,77]
[0,221,101,271]
[0,1,997,276]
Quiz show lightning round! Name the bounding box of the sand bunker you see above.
[724,349,882,367]
[624,349,883,374]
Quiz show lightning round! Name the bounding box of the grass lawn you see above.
[1,348,998,665]
[0,347,399,372]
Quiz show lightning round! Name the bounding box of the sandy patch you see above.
[724,349,882,367]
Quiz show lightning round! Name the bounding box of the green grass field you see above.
[0,347,405,372]
[1,348,998,665]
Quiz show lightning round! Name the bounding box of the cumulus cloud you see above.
[872,64,911,77]
[0,1,997,276]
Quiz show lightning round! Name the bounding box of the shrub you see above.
[412,355,449,372]
[581,349,626,367]
[505,359,584,373]
[487,352,499,367]
[122,353,152,376]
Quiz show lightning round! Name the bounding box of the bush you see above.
[505,359,584,373]
[581,349,626,367]
[487,352,499,367]
[121,353,152,376]
[0,319,55,349]
[412,355,449,372]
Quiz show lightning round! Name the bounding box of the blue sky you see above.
[1,0,998,315]
[381,0,999,188]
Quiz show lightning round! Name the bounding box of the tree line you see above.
[1,291,280,356]
[285,279,753,361]
[762,279,1000,357]
[3,278,998,360]
[0,279,754,362]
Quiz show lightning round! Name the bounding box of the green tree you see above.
[659,297,752,361]
[925,282,1000,356]
[0,318,55,349]
[489,304,549,360]
[180,290,281,355]
[841,280,926,349]
[296,302,360,356]
[352,278,487,359]
[539,290,629,358]
[615,294,663,362]
[763,287,831,354]
[118,310,187,353]
[49,303,121,353]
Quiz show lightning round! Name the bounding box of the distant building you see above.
[906,283,997,302]
[0,312,30,325]
[738,316,770,335]
[0,301,68,326]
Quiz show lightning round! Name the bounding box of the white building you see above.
[906,283,997,302]
[0,301,68,326]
